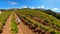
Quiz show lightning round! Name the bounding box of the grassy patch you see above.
[11,14,18,34]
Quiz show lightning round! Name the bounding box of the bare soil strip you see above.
[14,12,35,34]
[1,14,12,34]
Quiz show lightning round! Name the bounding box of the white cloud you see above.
[19,5,45,9]
[40,5,45,8]
[22,6,27,8]
[30,7,35,9]
[53,8,60,11]
[37,7,40,8]
[36,5,45,9]
[7,1,17,5]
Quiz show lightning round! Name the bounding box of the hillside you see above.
[0,9,60,34]
[15,8,60,34]
[33,9,60,19]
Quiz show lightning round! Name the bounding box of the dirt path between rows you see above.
[1,14,12,34]
[14,12,35,34]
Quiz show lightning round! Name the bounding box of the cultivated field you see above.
[0,9,60,34]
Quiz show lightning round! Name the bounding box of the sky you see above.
[0,0,60,12]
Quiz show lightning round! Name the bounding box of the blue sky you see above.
[0,0,60,12]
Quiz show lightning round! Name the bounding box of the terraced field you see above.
[0,9,60,34]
